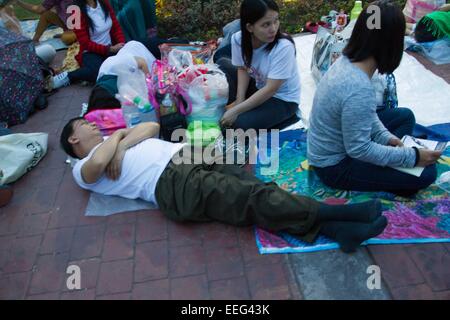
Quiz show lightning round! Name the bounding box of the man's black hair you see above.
[60,117,84,159]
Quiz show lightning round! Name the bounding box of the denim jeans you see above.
[314,107,437,196]
[68,52,107,83]
[376,107,416,139]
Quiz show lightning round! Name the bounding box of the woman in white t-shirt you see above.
[52,0,126,89]
[217,0,301,131]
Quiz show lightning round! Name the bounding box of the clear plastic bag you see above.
[115,66,156,127]
[116,66,152,112]
[168,49,194,73]
[184,66,229,124]
[159,43,216,70]
[311,26,347,82]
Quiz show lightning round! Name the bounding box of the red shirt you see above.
[73,0,125,66]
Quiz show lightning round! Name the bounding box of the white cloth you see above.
[231,31,301,105]
[86,0,112,46]
[97,41,156,80]
[293,34,450,127]
[73,138,185,206]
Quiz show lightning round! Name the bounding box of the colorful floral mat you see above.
[254,129,450,254]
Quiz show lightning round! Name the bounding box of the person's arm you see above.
[117,122,160,152]
[81,129,126,184]
[220,78,284,126]
[341,89,417,168]
[105,122,160,180]
[371,115,396,145]
[135,57,150,75]
[15,0,46,14]
[235,67,251,105]
[231,79,283,113]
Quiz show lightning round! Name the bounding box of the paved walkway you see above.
[0,51,449,300]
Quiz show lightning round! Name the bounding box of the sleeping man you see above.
[60,117,388,253]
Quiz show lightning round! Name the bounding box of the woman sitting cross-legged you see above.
[307,0,442,197]
[52,0,126,89]
[217,0,301,131]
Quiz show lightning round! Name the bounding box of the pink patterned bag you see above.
[84,109,126,136]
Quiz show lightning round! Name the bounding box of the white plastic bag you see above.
[311,26,347,82]
[183,66,228,123]
[0,133,48,184]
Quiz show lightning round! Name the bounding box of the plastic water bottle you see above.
[121,104,141,128]
[133,96,157,123]
[117,89,157,126]
[138,104,158,123]
[350,1,363,21]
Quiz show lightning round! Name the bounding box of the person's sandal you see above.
[0,185,13,208]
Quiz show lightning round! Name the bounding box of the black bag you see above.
[160,112,187,142]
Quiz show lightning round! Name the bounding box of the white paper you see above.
[391,136,447,177]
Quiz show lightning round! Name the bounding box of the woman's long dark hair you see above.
[343,0,405,74]
[75,0,110,32]
[240,0,294,67]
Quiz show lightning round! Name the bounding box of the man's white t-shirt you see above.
[97,41,157,80]
[73,138,184,206]
[87,1,113,46]
[231,31,301,105]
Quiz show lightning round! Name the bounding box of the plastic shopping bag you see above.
[159,43,216,72]
[178,65,228,124]
[311,26,347,82]
[0,133,48,184]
